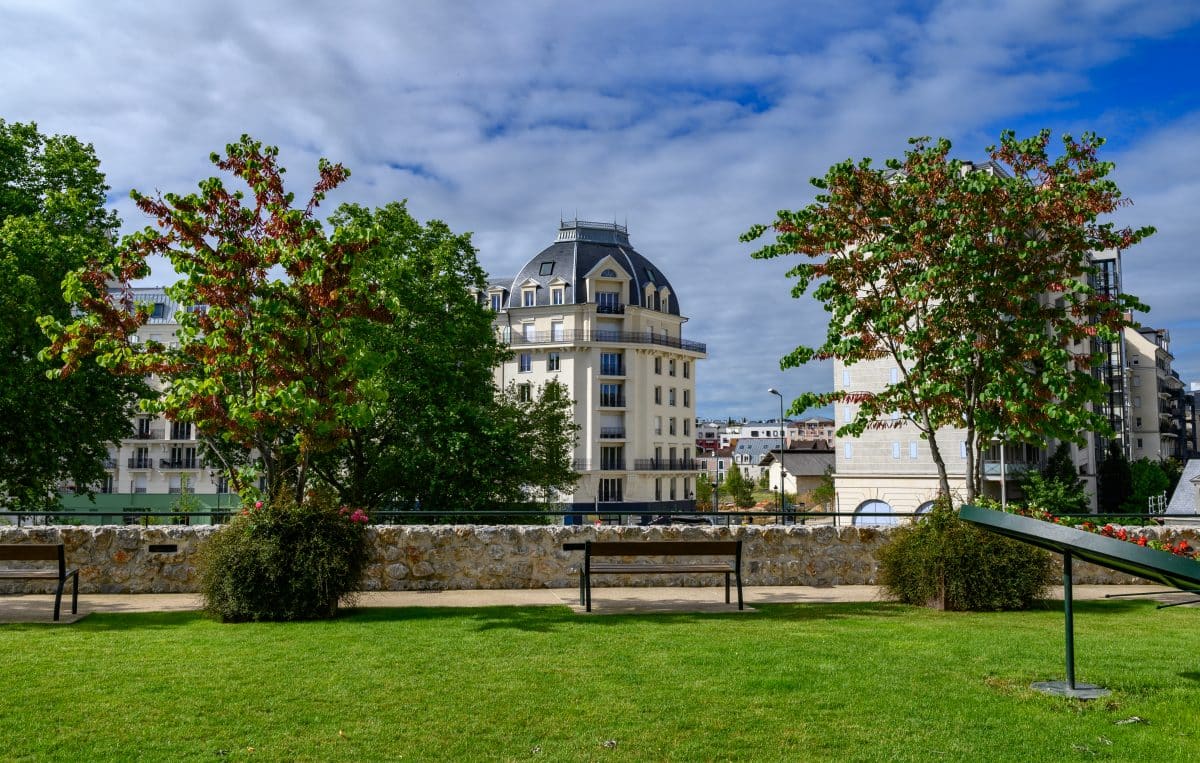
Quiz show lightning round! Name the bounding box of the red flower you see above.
[1136,536,1147,547]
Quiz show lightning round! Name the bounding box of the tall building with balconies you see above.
[1125,326,1186,461]
[485,220,706,515]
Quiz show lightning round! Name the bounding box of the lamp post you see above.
[768,388,786,524]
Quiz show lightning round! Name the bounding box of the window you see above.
[490,294,502,311]
[669,418,677,436]
[683,390,690,408]
[960,442,967,459]
[1136,438,1143,448]
[1133,375,1141,387]
[539,262,555,276]
[519,353,531,372]
[910,442,918,459]
[518,383,532,402]
[600,352,623,376]
[551,321,564,341]
[683,419,691,436]
[551,287,564,305]
[684,477,691,499]
[654,416,662,435]
[842,369,851,387]
[669,388,677,406]
[523,290,535,307]
[170,421,192,440]
[655,478,662,501]
[844,443,853,459]
[548,353,560,371]
[683,361,690,379]
[601,268,618,278]
[151,302,166,319]
[600,383,624,407]
[216,476,230,494]
[654,357,662,374]
[890,367,899,384]
[892,442,901,459]
[670,478,677,500]
[668,359,676,376]
[522,323,535,341]
[644,267,656,284]
[596,291,621,312]
[600,446,624,470]
[655,386,662,405]
[1136,417,1142,428]
[598,478,623,502]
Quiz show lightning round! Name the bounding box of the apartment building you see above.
[1125,326,1186,461]
[89,287,227,499]
[485,220,706,515]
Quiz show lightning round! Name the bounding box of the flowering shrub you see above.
[877,500,1055,611]
[199,488,370,622]
[998,501,1196,560]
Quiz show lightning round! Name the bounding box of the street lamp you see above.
[768,388,786,523]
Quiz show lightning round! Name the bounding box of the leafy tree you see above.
[309,202,577,511]
[0,120,148,509]
[41,136,389,505]
[723,466,754,509]
[1097,440,1132,513]
[1042,442,1082,491]
[1123,458,1171,514]
[810,464,835,509]
[744,131,1153,503]
[757,470,770,490]
[695,473,713,509]
[1020,442,1088,515]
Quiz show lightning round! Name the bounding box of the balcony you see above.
[127,458,153,469]
[504,328,705,354]
[596,302,625,315]
[599,427,626,439]
[160,458,201,470]
[133,428,164,440]
[599,363,625,377]
[102,457,117,469]
[599,395,626,408]
[634,458,700,471]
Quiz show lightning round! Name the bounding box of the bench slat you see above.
[0,570,64,579]
[587,541,739,557]
[589,564,733,574]
[0,544,61,561]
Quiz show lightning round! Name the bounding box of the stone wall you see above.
[2,523,1197,594]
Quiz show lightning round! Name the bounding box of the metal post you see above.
[1063,551,1075,689]
[769,388,785,524]
[1000,439,1007,510]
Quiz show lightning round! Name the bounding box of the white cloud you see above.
[2,0,1197,416]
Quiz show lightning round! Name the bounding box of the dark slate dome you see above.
[504,220,681,315]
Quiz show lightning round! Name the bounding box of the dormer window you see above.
[490,293,503,311]
[551,287,564,305]
[151,302,166,319]
[601,268,617,278]
[539,262,555,276]
[522,289,536,307]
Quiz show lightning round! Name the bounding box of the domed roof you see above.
[497,220,681,315]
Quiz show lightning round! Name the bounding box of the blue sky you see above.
[3,0,1198,420]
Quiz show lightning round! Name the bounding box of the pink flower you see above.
[254,500,263,509]
[349,508,369,524]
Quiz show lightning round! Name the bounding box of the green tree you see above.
[695,474,713,510]
[1042,442,1082,491]
[810,465,835,509]
[744,131,1153,503]
[0,120,148,510]
[1020,442,1088,514]
[1097,440,1132,513]
[309,202,577,511]
[1123,458,1171,514]
[723,466,754,509]
[41,136,388,505]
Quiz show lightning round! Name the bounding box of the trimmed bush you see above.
[199,490,369,622]
[877,499,1054,611]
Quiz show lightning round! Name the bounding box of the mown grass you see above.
[2,600,1199,760]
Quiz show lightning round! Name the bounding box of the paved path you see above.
[0,584,1184,623]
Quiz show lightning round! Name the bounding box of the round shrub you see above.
[199,490,370,622]
[877,499,1055,611]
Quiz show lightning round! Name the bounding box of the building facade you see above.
[485,220,706,515]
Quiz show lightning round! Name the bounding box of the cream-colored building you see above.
[485,220,706,517]
[90,287,226,498]
[1125,326,1185,461]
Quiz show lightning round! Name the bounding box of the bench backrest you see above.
[0,544,66,572]
[586,540,740,557]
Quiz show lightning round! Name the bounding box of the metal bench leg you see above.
[725,572,730,604]
[579,569,585,606]
[585,573,592,612]
[53,577,65,622]
[71,571,79,615]
[736,569,744,610]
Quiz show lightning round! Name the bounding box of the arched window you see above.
[853,499,897,527]
[915,501,937,516]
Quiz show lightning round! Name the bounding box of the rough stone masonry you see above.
[0,523,1190,594]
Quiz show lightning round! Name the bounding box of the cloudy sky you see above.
[4,1,1198,420]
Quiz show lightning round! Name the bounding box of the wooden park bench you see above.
[563,540,743,612]
[0,544,79,621]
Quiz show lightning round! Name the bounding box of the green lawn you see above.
[2,600,1199,760]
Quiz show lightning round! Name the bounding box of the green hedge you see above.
[877,500,1054,611]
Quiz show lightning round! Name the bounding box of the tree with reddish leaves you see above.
[743,131,1154,502]
[40,135,391,505]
